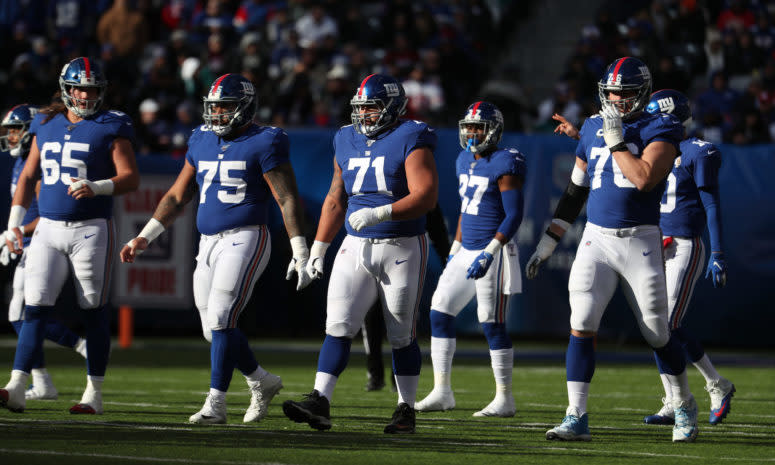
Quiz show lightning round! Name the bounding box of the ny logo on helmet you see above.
[657,97,675,113]
[384,83,400,97]
[241,81,255,95]
[639,66,651,80]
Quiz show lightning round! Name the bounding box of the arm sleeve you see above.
[497,187,524,240]
[699,186,723,252]
[693,145,721,189]
[260,129,291,173]
[407,125,438,156]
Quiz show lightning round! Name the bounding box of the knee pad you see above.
[206,288,238,331]
[387,332,412,349]
[325,320,359,339]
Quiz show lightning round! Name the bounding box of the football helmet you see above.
[598,57,652,119]
[0,104,38,157]
[350,74,407,137]
[646,89,692,128]
[59,57,108,118]
[203,73,257,136]
[458,101,503,153]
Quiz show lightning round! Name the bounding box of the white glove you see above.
[525,233,559,279]
[600,104,625,149]
[69,178,114,196]
[305,240,330,281]
[348,205,392,232]
[0,244,10,266]
[285,236,311,291]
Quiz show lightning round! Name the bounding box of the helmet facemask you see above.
[350,97,406,137]
[0,125,30,157]
[203,99,246,136]
[459,120,499,153]
[60,83,106,118]
[598,82,650,120]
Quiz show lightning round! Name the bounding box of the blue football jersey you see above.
[660,137,721,237]
[335,120,437,238]
[11,157,39,246]
[30,110,135,221]
[456,148,526,249]
[185,124,289,235]
[575,112,683,228]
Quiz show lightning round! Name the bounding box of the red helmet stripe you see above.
[358,74,376,97]
[83,57,91,82]
[212,74,230,93]
[471,101,482,115]
[611,57,629,84]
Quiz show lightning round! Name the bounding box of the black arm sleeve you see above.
[553,180,590,226]
[426,203,451,259]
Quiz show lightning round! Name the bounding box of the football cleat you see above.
[672,396,699,442]
[0,386,25,413]
[282,390,331,431]
[706,378,735,425]
[74,338,88,358]
[415,388,455,412]
[384,402,415,434]
[188,393,225,424]
[25,383,58,401]
[473,395,516,417]
[70,389,103,415]
[365,374,385,392]
[244,373,283,423]
[546,407,591,441]
[643,397,675,425]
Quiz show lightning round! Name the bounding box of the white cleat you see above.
[244,373,283,423]
[189,393,226,424]
[0,385,26,413]
[70,390,103,415]
[74,339,88,359]
[473,395,516,417]
[25,383,58,400]
[672,396,699,442]
[415,388,455,412]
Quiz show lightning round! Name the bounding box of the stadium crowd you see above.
[2,0,775,154]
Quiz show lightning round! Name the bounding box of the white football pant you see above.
[663,236,705,329]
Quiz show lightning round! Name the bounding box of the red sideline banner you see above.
[112,175,194,308]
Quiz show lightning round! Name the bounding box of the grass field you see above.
[0,337,773,465]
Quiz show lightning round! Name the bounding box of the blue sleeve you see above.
[184,128,200,167]
[114,116,136,147]
[408,125,437,155]
[496,187,524,240]
[574,119,591,162]
[699,187,723,252]
[644,114,682,149]
[259,129,290,173]
[29,113,42,136]
[693,145,721,190]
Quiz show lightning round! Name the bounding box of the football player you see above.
[0,57,140,415]
[527,57,699,442]
[642,89,734,426]
[121,73,307,424]
[415,101,525,417]
[282,74,438,433]
[0,104,87,401]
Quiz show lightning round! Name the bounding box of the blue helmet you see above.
[350,74,407,137]
[598,56,652,119]
[203,73,257,136]
[1,104,38,157]
[458,101,504,153]
[59,57,108,118]
[646,89,692,128]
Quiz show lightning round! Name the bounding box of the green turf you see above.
[0,338,773,465]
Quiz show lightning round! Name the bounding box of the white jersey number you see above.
[660,172,677,213]
[458,173,489,215]
[589,144,637,190]
[198,160,247,204]
[40,141,89,185]
[347,156,390,195]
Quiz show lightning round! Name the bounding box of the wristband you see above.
[137,218,165,244]
[449,240,462,255]
[483,238,503,256]
[310,240,330,258]
[375,204,392,222]
[7,205,26,230]
[609,142,628,153]
[290,236,309,258]
[92,179,115,196]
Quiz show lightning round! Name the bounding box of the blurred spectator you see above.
[3,23,31,73]
[695,72,740,142]
[136,98,172,155]
[265,6,293,44]
[97,0,149,59]
[295,5,338,49]
[403,65,444,122]
[269,29,301,80]
[317,64,352,127]
[169,101,199,159]
[47,0,97,55]
[233,0,274,33]
[190,0,234,45]
[666,0,706,46]
[652,56,690,94]
[383,34,419,79]
[717,0,756,33]
[202,33,236,76]
[161,0,196,31]
[705,29,725,77]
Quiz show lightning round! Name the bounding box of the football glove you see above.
[705,251,727,288]
[525,233,559,279]
[285,236,311,291]
[0,244,10,266]
[601,104,625,149]
[305,240,330,282]
[466,251,494,279]
[348,205,392,232]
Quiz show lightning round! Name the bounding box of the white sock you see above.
[666,371,692,402]
[208,388,226,404]
[489,348,513,392]
[81,376,104,404]
[313,371,338,401]
[244,366,269,385]
[31,368,50,385]
[567,381,590,415]
[6,370,29,390]
[430,336,455,390]
[659,374,673,401]
[395,375,419,407]
[692,354,721,383]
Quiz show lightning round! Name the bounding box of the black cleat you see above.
[282,390,332,431]
[384,402,415,434]
[365,376,386,391]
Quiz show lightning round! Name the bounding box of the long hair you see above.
[40,91,68,124]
